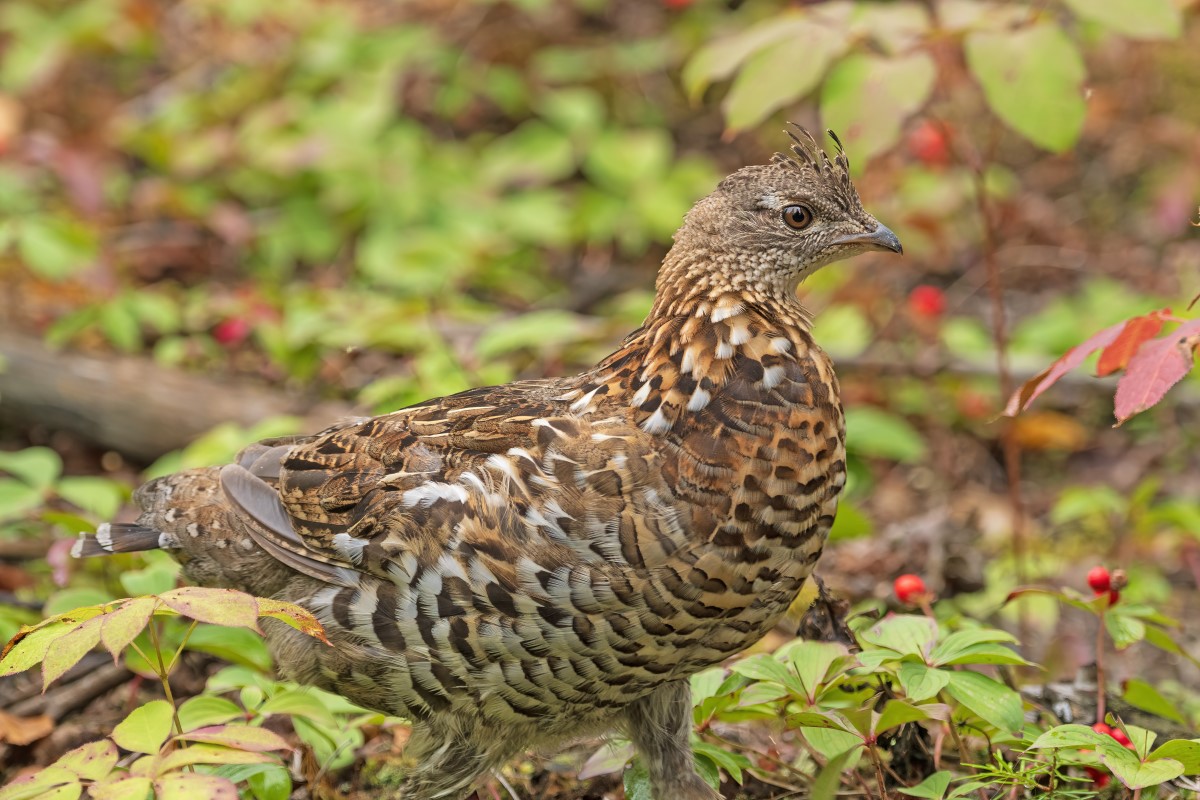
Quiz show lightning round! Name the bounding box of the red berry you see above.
[908,285,946,319]
[1087,566,1111,594]
[1108,589,1120,606]
[1092,722,1112,737]
[1084,767,1111,789]
[893,574,928,604]
[662,0,693,7]
[213,317,252,346]
[907,120,951,166]
[1110,728,1133,748]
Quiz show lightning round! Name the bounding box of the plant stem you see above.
[1095,610,1107,723]
[971,164,1030,649]
[868,745,888,800]
[146,618,185,738]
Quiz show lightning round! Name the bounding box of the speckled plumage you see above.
[76,129,901,800]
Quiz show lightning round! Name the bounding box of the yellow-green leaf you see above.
[965,23,1086,153]
[157,587,260,630]
[154,774,238,800]
[42,615,104,689]
[1060,0,1180,40]
[722,22,846,133]
[89,776,153,800]
[178,724,291,752]
[112,700,175,754]
[255,597,330,644]
[820,52,935,164]
[100,597,157,662]
[53,740,118,781]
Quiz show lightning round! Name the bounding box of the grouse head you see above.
[666,126,902,305]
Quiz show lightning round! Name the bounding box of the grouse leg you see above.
[624,680,722,800]
[393,721,522,800]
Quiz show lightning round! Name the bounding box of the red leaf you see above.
[1004,320,1128,415]
[1113,319,1200,424]
[1096,310,1169,377]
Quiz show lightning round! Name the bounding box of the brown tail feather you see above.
[71,523,167,558]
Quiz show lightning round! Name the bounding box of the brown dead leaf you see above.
[1010,410,1089,452]
[0,709,54,745]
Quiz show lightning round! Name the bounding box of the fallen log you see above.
[0,331,356,463]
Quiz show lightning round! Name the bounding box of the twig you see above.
[1095,611,1107,723]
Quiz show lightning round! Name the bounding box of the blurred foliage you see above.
[1,0,1200,798]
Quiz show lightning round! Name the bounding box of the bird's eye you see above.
[781,205,814,230]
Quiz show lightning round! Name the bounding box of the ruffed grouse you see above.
[75,128,901,800]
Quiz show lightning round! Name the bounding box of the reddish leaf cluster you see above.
[1005,309,1200,425]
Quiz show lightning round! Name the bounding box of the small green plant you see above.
[614,571,1200,800]
[0,587,328,800]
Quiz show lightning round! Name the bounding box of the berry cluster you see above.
[1086,565,1125,605]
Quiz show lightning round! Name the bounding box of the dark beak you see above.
[834,223,903,254]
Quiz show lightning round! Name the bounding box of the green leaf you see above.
[730,653,797,691]
[1105,611,1146,649]
[820,52,935,163]
[119,560,179,597]
[0,767,81,800]
[474,309,589,360]
[810,746,857,800]
[42,615,104,688]
[259,688,339,728]
[100,597,157,662]
[779,641,853,703]
[829,501,873,541]
[692,740,750,783]
[844,407,927,463]
[689,667,727,707]
[1060,0,1180,40]
[159,744,275,772]
[112,700,176,754]
[1149,740,1200,775]
[157,587,260,630]
[44,588,112,618]
[934,644,1032,667]
[154,773,238,800]
[0,446,61,489]
[930,628,1018,665]
[965,23,1086,152]
[89,775,152,800]
[944,671,1024,735]
[859,614,937,660]
[1,619,75,677]
[898,770,953,800]
[722,21,845,132]
[16,216,97,280]
[789,709,857,734]
[876,699,936,734]
[178,724,291,752]
[897,662,950,702]
[178,696,244,732]
[682,14,812,101]
[1103,750,1184,789]
[185,625,272,672]
[1030,723,1113,749]
[1123,678,1187,724]
[0,479,44,520]
[247,764,293,800]
[255,598,329,644]
[52,740,119,781]
[56,477,125,519]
